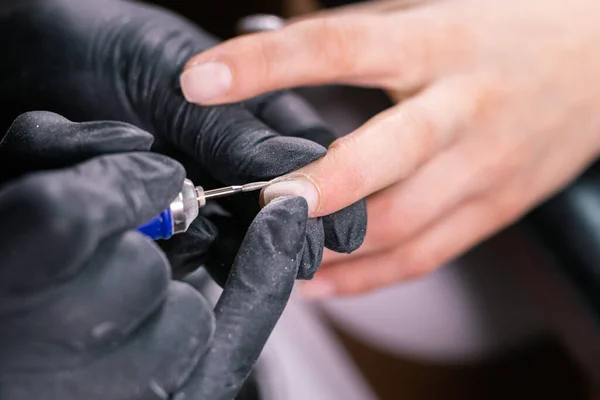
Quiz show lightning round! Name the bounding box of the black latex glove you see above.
[0,111,309,400]
[0,0,367,282]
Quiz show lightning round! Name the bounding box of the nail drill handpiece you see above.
[138,179,272,240]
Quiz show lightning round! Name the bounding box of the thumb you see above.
[180,13,440,105]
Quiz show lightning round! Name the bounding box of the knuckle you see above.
[399,104,441,167]
[369,196,398,237]
[470,147,526,193]
[390,212,422,242]
[302,18,363,76]
[3,112,72,156]
[440,20,472,61]
[388,19,433,81]
[469,158,503,192]
[247,37,276,83]
[463,74,506,120]
[8,112,39,133]
[365,228,396,251]
[10,111,56,131]
[403,103,439,145]
[327,137,368,198]
[421,14,472,69]
[386,14,471,83]
[372,203,419,244]
[401,246,441,279]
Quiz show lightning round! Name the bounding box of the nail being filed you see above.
[261,174,321,214]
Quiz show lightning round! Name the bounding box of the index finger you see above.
[261,77,486,217]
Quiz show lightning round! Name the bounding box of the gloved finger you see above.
[113,10,329,184]
[163,103,327,185]
[175,197,308,400]
[244,91,335,148]
[245,90,368,253]
[0,111,153,182]
[159,216,218,279]
[1,237,214,400]
[2,233,192,366]
[203,211,323,283]
[0,152,185,295]
[3,287,212,400]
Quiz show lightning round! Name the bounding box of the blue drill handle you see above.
[137,208,174,240]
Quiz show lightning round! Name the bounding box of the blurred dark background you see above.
[147,0,284,38]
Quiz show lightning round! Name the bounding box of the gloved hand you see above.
[0,111,309,400]
[0,0,367,281]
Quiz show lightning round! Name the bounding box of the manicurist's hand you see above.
[0,0,367,282]
[0,111,311,400]
[181,0,600,296]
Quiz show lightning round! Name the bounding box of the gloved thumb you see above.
[0,111,154,183]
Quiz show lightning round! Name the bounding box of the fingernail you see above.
[301,280,336,299]
[262,176,320,214]
[180,62,232,103]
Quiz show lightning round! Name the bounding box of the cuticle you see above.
[270,173,322,213]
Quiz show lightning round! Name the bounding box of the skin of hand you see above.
[180,0,600,297]
[0,0,366,283]
[0,111,309,400]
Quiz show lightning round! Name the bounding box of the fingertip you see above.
[7,110,69,131]
[261,175,321,216]
[260,196,323,281]
[180,34,273,105]
[296,218,324,280]
[322,199,367,253]
[180,61,233,105]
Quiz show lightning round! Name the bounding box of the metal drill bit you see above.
[241,181,273,192]
[201,181,272,200]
